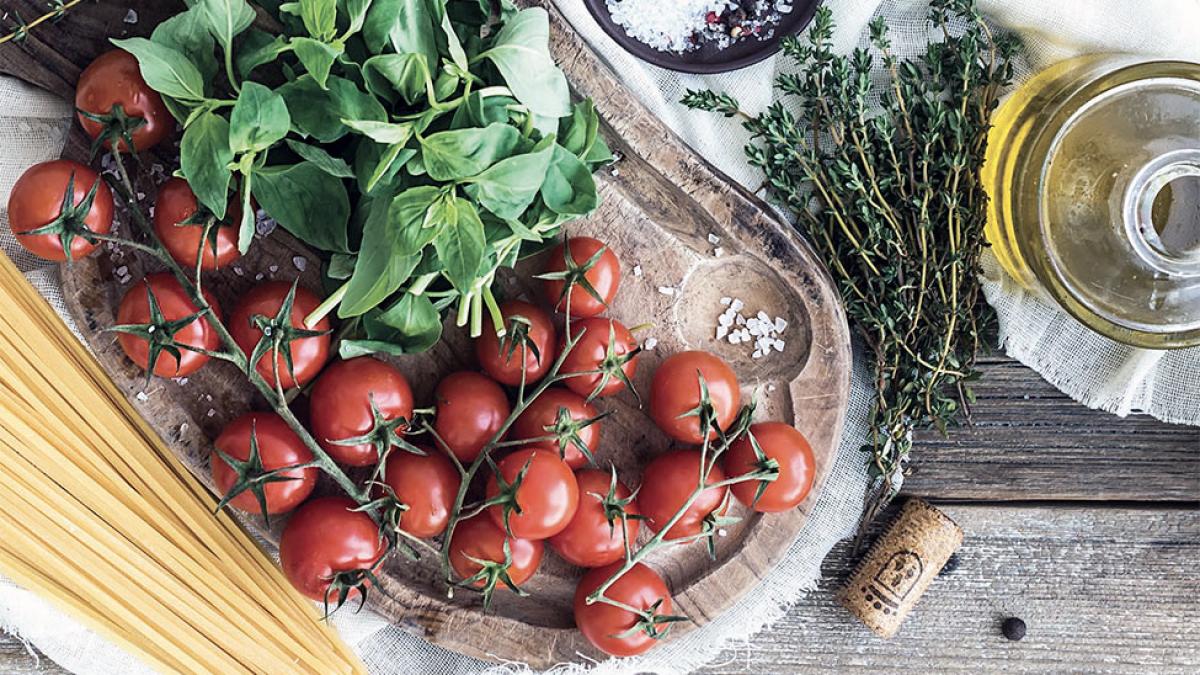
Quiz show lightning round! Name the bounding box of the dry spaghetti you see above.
[0,250,365,673]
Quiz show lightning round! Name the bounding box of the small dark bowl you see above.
[581,0,822,74]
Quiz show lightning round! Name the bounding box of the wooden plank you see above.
[701,503,1200,674]
[907,356,1200,502]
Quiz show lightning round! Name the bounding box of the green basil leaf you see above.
[584,134,614,167]
[110,38,207,103]
[440,9,468,72]
[285,139,355,178]
[342,119,413,145]
[374,292,442,351]
[363,0,439,65]
[477,8,569,118]
[196,0,255,62]
[462,139,555,219]
[328,252,357,279]
[341,192,420,317]
[389,186,442,255]
[279,75,386,142]
[541,144,598,216]
[340,0,373,35]
[252,162,351,252]
[362,53,429,105]
[151,7,219,84]
[433,197,485,291]
[299,0,338,40]
[237,29,292,78]
[229,82,291,154]
[418,123,522,181]
[180,111,233,219]
[291,36,343,88]
[559,98,600,158]
[360,142,416,194]
[450,92,515,129]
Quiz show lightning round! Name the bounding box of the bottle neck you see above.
[1124,149,1200,277]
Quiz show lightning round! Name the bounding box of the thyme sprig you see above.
[683,0,1016,540]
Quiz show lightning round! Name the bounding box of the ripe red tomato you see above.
[448,514,543,589]
[433,371,510,463]
[638,448,728,540]
[115,272,222,378]
[475,300,557,386]
[229,281,331,390]
[76,49,172,153]
[649,351,740,443]
[560,317,639,399]
[550,469,640,568]
[7,160,114,261]
[485,447,579,540]
[510,387,601,468]
[723,422,816,512]
[574,562,674,657]
[308,357,414,467]
[541,237,621,317]
[379,447,460,538]
[211,412,317,515]
[279,497,387,603]
[153,177,241,270]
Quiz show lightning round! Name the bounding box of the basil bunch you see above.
[115,0,610,356]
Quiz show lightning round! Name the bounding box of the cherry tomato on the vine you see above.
[211,412,317,516]
[7,160,113,261]
[115,272,222,378]
[379,447,460,538]
[723,422,816,513]
[153,177,242,271]
[308,357,414,467]
[541,236,621,318]
[76,49,172,153]
[448,515,543,592]
[486,447,579,540]
[574,562,675,657]
[475,300,557,386]
[638,448,728,540]
[510,387,601,468]
[649,350,740,443]
[279,497,387,604]
[560,317,639,399]
[433,371,510,463]
[229,281,331,390]
[550,469,640,568]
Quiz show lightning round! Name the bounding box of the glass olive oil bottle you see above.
[983,56,1200,348]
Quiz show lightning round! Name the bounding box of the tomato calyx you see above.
[608,598,688,642]
[536,242,612,312]
[693,491,742,559]
[456,538,529,611]
[483,454,534,537]
[76,103,147,159]
[327,394,423,478]
[106,279,217,383]
[741,429,782,509]
[246,280,333,390]
[22,169,108,262]
[543,406,611,467]
[213,421,312,524]
[497,312,542,368]
[595,464,644,535]
[674,371,726,443]
[321,556,388,620]
[575,321,643,402]
[352,484,422,561]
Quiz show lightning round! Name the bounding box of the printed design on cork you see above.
[860,550,924,615]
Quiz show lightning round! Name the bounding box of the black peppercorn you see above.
[1001,617,1027,641]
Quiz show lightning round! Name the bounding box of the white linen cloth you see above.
[0,1,1197,673]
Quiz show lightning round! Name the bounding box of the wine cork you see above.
[839,499,962,638]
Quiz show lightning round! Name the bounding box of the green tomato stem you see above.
[304,279,349,328]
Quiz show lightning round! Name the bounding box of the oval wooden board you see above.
[1,0,851,667]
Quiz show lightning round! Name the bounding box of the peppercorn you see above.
[1001,617,1027,641]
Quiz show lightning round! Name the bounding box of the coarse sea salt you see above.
[712,296,789,360]
[606,0,733,53]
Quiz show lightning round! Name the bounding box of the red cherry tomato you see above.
[7,160,114,261]
[211,412,317,515]
[723,422,816,512]
[115,272,222,378]
[448,515,543,589]
[638,448,728,540]
[152,177,241,270]
[542,237,621,318]
[433,371,510,463]
[550,469,640,568]
[76,49,172,153]
[279,497,387,603]
[510,387,601,468]
[379,447,460,538]
[574,562,673,657]
[560,317,639,399]
[229,281,331,390]
[486,447,579,540]
[308,357,414,467]
[649,351,740,443]
[475,300,557,386]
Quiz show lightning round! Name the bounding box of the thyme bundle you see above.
[683,0,1017,534]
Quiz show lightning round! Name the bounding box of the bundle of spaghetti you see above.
[0,251,366,674]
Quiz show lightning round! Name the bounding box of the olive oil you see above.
[983,57,1200,348]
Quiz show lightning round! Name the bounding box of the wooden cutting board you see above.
[0,0,851,666]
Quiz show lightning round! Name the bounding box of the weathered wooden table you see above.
[0,354,1195,673]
